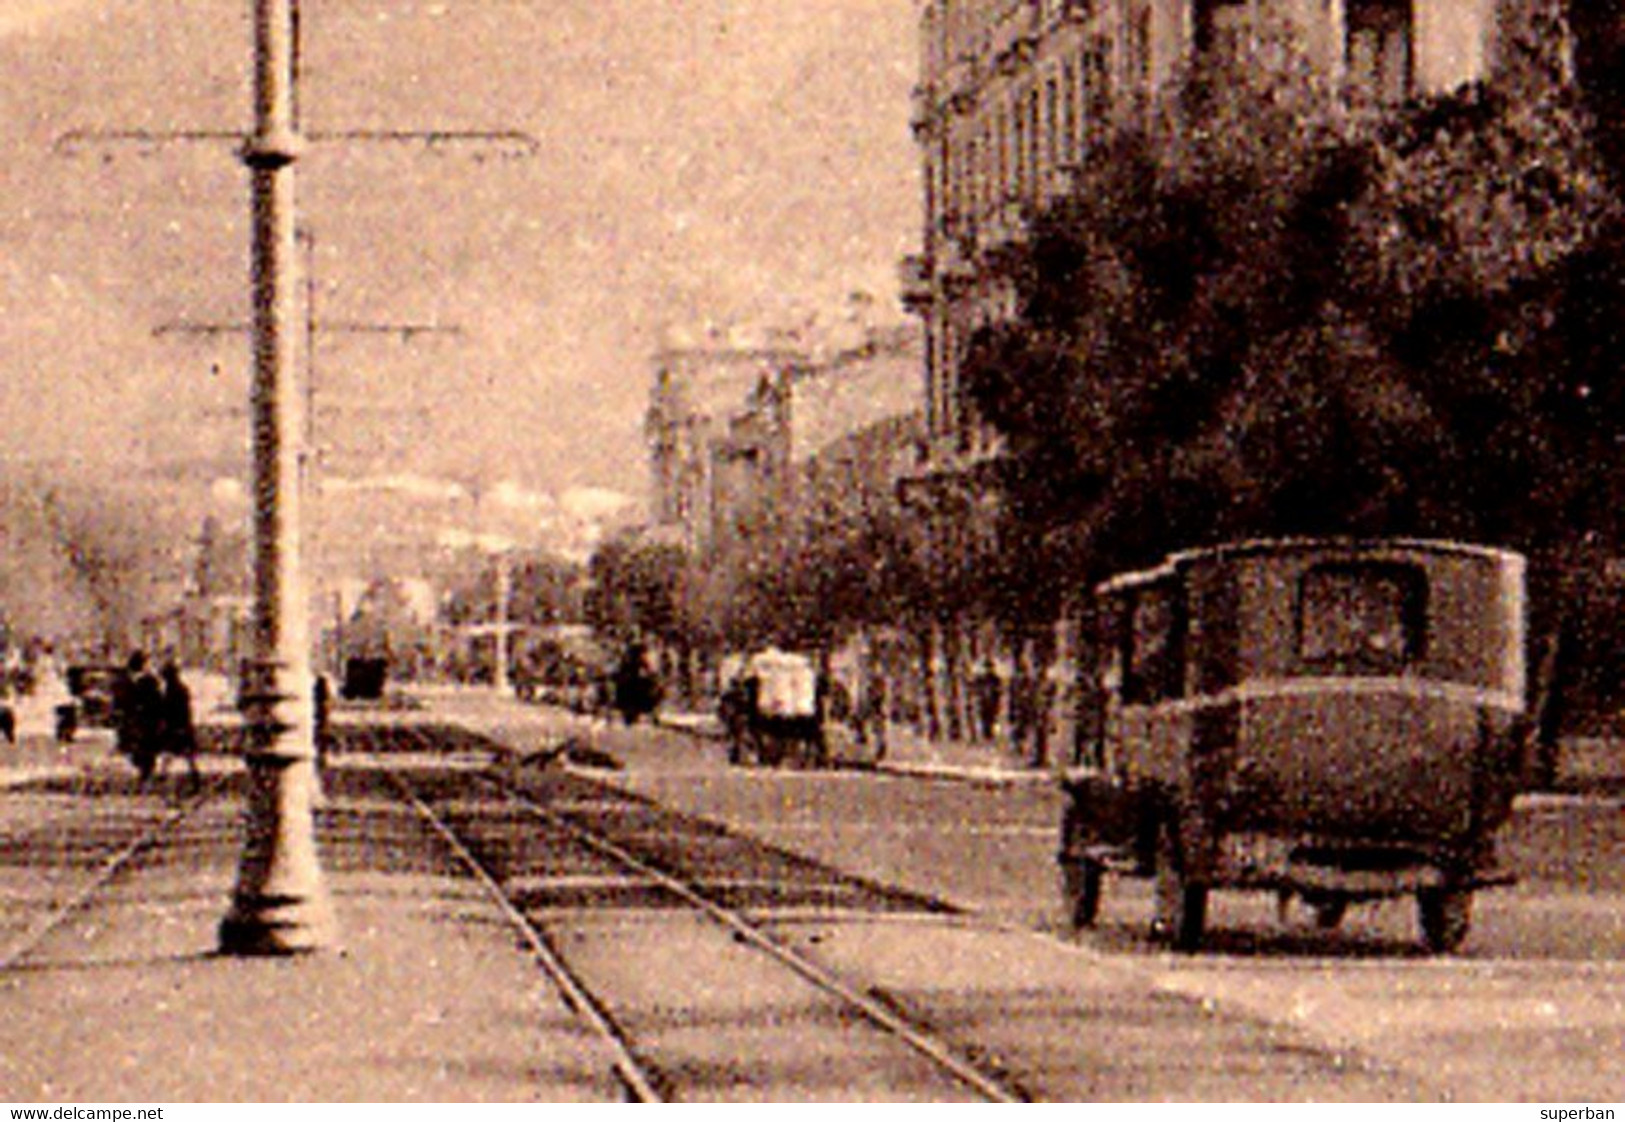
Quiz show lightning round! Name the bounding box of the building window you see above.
[1125,3,1151,97]
[1026,87,1042,200]
[981,119,995,216]
[1193,0,1248,65]
[1013,93,1027,199]
[1083,36,1110,145]
[1044,74,1059,176]
[1060,59,1077,164]
[1345,0,1413,104]
[996,104,1010,203]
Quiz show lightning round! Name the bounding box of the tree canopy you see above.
[963,22,1623,585]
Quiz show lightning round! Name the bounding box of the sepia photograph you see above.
[0,0,1621,1104]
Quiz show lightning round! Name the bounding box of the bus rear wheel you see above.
[1151,820,1208,952]
[1060,859,1104,930]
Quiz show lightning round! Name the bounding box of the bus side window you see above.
[1122,583,1184,705]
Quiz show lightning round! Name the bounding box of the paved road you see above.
[433,692,1625,1102]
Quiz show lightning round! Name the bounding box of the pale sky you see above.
[0,0,921,514]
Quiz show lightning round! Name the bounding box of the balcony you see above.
[896,430,1010,514]
[989,0,1040,68]
[937,238,981,297]
[1058,0,1094,25]
[910,84,941,139]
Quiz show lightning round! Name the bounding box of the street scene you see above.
[3,0,1625,1106]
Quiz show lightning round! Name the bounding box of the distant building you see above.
[646,340,802,553]
[646,322,922,555]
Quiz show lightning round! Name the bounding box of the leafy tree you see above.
[442,551,584,628]
[965,18,1619,581]
[585,533,688,646]
[716,417,930,652]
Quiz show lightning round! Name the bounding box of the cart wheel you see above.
[1060,859,1104,929]
[1313,898,1349,930]
[1418,887,1472,953]
[1151,820,1208,951]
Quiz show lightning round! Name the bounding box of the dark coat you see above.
[160,674,197,758]
[114,671,163,761]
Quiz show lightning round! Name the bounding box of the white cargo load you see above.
[749,648,818,718]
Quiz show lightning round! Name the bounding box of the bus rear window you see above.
[1298,562,1426,671]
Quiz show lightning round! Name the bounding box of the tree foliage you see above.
[442,551,584,628]
[585,533,689,645]
[0,475,176,654]
[964,21,1623,584]
[718,418,930,651]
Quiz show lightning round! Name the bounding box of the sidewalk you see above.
[657,706,1057,784]
[654,704,1625,796]
[0,754,610,1102]
[0,729,104,789]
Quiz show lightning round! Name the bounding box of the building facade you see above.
[646,323,922,557]
[646,341,802,554]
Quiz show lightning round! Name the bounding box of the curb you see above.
[0,765,80,790]
[654,713,1056,785]
[869,760,1059,786]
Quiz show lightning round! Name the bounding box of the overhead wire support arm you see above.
[56,127,539,158]
[153,321,461,341]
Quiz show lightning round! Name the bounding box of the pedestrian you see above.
[613,642,658,726]
[856,664,888,760]
[313,674,332,770]
[1010,658,1050,767]
[971,659,1001,742]
[113,651,163,782]
[31,651,76,744]
[158,662,201,790]
[0,678,14,746]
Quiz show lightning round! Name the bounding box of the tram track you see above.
[363,721,1027,1102]
[385,769,664,1102]
[330,716,1432,1101]
[0,777,222,971]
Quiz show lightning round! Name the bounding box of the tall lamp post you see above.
[218,0,335,954]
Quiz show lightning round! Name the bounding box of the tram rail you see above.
[0,779,220,971]
[373,730,1027,1103]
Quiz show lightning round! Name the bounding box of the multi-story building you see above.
[645,338,803,554]
[646,322,921,557]
[905,0,1508,480]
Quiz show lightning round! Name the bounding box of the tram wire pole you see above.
[214,0,333,954]
[54,1,536,956]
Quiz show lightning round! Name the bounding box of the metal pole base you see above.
[218,753,335,956]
